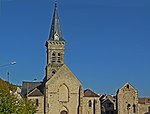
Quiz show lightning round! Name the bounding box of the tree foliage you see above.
[16,99,37,114]
[0,78,17,92]
[0,79,37,114]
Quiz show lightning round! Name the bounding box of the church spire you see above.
[49,1,65,41]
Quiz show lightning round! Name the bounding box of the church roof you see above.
[84,89,100,97]
[28,88,43,97]
[21,81,43,97]
[49,2,65,41]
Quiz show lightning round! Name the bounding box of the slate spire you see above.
[49,1,65,41]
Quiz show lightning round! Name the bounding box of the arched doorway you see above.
[61,110,68,114]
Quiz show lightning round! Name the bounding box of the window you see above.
[127,84,129,89]
[88,100,92,107]
[127,104,131,110]
[52,53,56,62]
[133,104,136,113]
[61,110,68,114]
[36,99,39,107]
[58,53,61,63]
[59,85,69,102]
[52,71,56,76]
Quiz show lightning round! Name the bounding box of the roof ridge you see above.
[27,87,43,97]
[84,89,99,97]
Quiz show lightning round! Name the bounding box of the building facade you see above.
[21,3,150,114]
[21,3,101,114]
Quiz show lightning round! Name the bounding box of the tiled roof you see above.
[84,89,99,97]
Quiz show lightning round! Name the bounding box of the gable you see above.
[21,81,42,97]
[101,95,116,104]
[28,88,43,97]
[47,64,81,85]
[84,89,99,97]
[117,82,138,95]
[46,64,82,93]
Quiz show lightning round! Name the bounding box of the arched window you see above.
[127,104,131,110]
[88,100,92,107]
[51,71,56,76]
[127,84,129,89]
[52,53,56,62]
[58,53,61,63]
[133,104,136,113]
[61,110,68,114]
[59,84,69,102]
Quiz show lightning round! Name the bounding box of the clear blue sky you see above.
[0,0,150,97]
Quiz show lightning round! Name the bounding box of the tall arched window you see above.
[59,84,69,102]
[52,53,56,62]
[133,104,136,113]
[58,53,61,63]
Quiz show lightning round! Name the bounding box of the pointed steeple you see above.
[49,1,65,41]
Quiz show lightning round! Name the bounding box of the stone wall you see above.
[117,83,138,114]
[82,97,101,114]
[28,96,44,114]
[45,64,83,114]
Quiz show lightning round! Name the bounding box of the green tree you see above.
[16,99,37,114]
[0,89,18,114]
[0,79,37,114]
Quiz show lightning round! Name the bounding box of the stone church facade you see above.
[21,3,150,114]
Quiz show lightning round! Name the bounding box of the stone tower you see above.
[44,2,83,114]
[45,2,66,80]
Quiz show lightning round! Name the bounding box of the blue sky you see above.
[0,0,150,97]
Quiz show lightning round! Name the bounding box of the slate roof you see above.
[49,3,65,41]
[21,81,43,97]
[84,89,100,97]
[28,88,43,97]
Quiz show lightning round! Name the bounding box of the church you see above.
[21,2,101,114]
[21,2,150,114]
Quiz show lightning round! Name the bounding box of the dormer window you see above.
[58,53,61,63]
[52,53,56,62]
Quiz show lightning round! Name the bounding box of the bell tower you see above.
[45,2,66,80]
